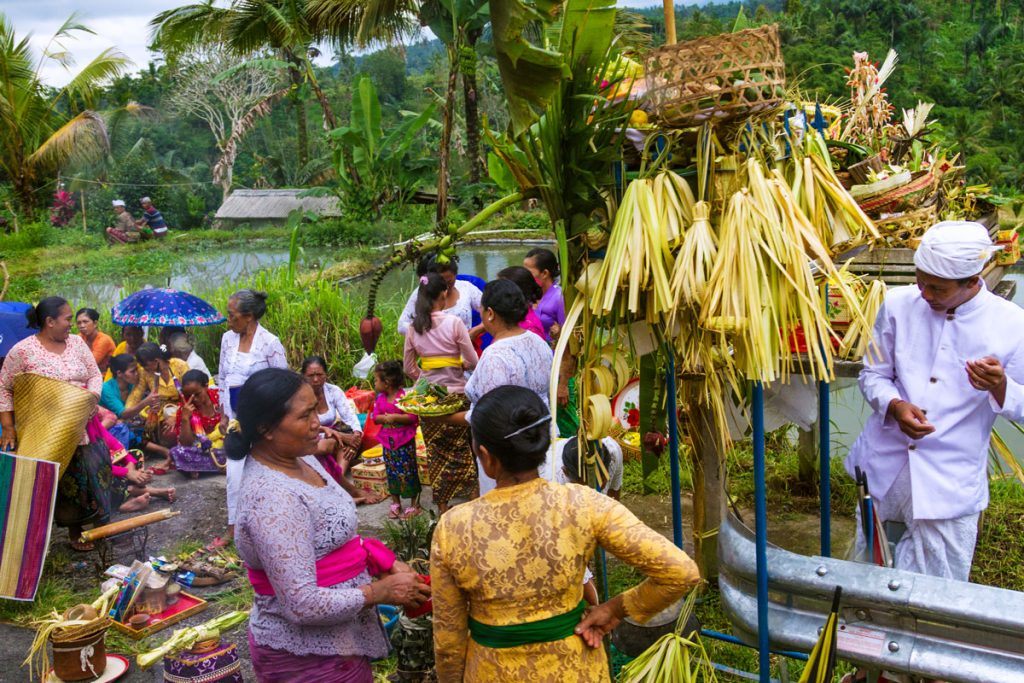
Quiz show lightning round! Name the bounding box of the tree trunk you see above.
[461,33,483,188]
[287,57,309,169]
[436,45,461,225]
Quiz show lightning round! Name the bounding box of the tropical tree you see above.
[166,48,287,200]
[0,13,130,214]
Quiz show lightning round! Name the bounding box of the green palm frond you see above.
[57,47,132,110]
[149,1,230,55]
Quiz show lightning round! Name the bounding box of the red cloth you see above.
[344,388,375,414]
[361,414,381,450]
[247,535,396,596]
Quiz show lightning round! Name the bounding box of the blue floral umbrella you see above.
[111,288,226,327]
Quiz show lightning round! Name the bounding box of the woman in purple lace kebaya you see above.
[229,368,430,683]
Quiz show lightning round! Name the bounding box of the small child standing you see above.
[371,361,422,519]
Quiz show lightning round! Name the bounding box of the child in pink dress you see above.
[371,361,421,519]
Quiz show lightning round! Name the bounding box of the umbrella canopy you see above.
[111,288,225,327]
[0,302,34,356]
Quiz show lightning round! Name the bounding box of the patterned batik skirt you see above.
[54,440,126,529]
[419,395,476,506]
[382,440,421,499]
[169,445,227,473]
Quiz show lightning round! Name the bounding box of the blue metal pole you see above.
[753,382,770,683]
[819,379,831,557]
[666,353,684,550]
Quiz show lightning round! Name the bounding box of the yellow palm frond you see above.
[25,110,109,173]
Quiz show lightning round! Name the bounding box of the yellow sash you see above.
[419,356,462,370]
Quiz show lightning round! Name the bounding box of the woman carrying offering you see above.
[432,386,699,682]
[231,369,431,682]
[76,307,117,374]
[170,370,228,477]
[462,280,553,495]
[218,289,289,534]
[370,361,421,519]
[403,273,478,513]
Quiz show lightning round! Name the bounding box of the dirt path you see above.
[0,467,853,682]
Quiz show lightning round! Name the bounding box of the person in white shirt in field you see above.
[846,220,1024,588]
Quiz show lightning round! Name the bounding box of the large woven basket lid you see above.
[13,373,96,475]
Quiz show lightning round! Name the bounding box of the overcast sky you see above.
[3,0,672,86]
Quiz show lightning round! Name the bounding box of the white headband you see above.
[913,220,1002,280]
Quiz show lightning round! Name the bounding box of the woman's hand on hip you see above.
[575,595,626,649]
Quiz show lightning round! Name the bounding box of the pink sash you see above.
[247,535,395,596]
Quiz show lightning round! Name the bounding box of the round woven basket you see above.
[50,620,110,682]
[643,25,786,128]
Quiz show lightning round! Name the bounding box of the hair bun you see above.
[24,308,40,329]
[254,290,269,301]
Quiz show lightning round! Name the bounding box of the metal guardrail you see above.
[718,513,1024,683]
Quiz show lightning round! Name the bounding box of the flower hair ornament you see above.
[419,276,429,285]
[160,344,168,353]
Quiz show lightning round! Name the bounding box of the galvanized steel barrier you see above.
[718,512,1024,683]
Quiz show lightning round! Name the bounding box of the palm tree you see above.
[151,0,355,169]
[0,13,130,214]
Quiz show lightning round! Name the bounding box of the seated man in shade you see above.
[136,197,169,239]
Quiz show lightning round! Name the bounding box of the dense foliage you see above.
[0,1,1021,235]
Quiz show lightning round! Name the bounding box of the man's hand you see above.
[966,357,1007,395]
[887,399,935,439]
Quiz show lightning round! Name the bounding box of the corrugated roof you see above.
[214,189,342,220]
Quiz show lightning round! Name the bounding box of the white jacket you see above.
[846,283,1024,520]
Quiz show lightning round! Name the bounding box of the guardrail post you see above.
[753,381,770,682]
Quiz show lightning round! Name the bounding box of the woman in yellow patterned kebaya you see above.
[431,385,700,682]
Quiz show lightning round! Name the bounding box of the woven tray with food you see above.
[396,382,465,417]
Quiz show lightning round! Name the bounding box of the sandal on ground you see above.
[388,503,402,519]
[146,466,170,476]
[69,539,95,552]
[402,507,422,519]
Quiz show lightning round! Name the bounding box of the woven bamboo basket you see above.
[643,25,786,128]
[857,170,937,215]
[610,424,642,462]
[50,617,111,681]
[873,204,939,247]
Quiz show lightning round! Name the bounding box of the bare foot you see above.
[120,492,151,512]
[148,487,176,503]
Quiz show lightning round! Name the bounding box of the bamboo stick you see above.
[663,0,677,45]
[80,509,180,543]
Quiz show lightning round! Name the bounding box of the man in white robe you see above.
[846,220,1024,582]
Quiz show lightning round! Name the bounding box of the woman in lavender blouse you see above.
[229,369,431,682]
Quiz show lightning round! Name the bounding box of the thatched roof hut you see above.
[214,189,341,228]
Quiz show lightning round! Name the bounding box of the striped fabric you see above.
[0,452,59,601]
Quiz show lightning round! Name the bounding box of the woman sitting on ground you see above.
[300,355,381,505]
[126,342,190,472]
[100,353,171,465]
[169,370,228,478]
[431,386,699,681]
[231,368,431,682]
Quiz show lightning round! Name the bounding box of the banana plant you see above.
[327,75,437,218]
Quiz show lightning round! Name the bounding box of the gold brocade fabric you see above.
[431,478,700,682]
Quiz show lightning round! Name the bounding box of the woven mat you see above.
[0,452,59,600]
[13,373,97,475]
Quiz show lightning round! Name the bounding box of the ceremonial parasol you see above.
[111,288,225,327]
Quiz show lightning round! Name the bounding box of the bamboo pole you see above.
[663,0,677,45]
[80,509,180,543]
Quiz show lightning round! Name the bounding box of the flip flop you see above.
[388,503,402,519]
[146,467,169,476]
[402,507,422,520]
[69,540,95,553]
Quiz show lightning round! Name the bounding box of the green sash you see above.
[468,600,588,649]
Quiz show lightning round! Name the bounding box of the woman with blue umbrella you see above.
[218,289,289,537]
